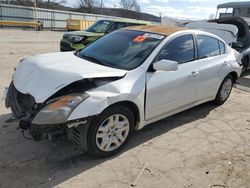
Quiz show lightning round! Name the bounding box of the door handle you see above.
[189,71,199,77]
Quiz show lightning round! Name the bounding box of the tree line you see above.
[0,0,160,22]
[0,0,141,12]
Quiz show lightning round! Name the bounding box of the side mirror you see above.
[153,59,178,72]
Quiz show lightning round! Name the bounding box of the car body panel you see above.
[67,67,146,127]
[13,52,127,103]
[145,60,199,120]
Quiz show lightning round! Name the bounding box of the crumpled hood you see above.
[13,52,127,103]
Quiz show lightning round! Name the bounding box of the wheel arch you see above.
[228,71,239,83]
[104,101,140,129]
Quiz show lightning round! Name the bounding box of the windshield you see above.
[77,30,165,70]
[86,20,112,33]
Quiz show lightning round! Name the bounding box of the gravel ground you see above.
[0,29,250,188]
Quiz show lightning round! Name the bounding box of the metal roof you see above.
[125,25,185,36]
[217,1,250,9]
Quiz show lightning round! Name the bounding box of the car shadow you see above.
[0,102,218,188]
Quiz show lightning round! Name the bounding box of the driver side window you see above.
[156,34,195,64]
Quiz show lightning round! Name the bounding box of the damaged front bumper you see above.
[18,116,94,152]
[5,82,94,150]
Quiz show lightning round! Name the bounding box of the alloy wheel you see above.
[95,114,130,152]
[220,78,233,101]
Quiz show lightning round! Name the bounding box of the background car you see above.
[60,19,152,52]
[6,26,242,158]
[186,17,250,73]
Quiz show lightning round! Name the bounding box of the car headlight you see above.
[32,93,89,125]
[68,36,84,43]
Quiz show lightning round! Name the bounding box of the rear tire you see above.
[213,75,233,105]
[87,105,134,158]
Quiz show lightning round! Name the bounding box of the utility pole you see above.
[101,0,103,15]
[33,0,37,21]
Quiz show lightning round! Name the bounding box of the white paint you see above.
[13,52,127,103]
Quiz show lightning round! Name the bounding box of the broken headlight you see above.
[32,93,89,125]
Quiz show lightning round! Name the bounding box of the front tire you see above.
[87,105,134,158]
[213,75,233,105]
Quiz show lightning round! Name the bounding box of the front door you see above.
[145,34,199,120]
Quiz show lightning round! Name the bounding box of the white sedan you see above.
[6,26,242,157]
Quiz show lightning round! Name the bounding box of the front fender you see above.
[67,91,144,123]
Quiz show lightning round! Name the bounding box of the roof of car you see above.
[125,25,186,36]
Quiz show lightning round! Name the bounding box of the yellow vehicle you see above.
[66,19,95,31]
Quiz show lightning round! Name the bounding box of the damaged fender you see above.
[67,91,144,126]
[67,71,146,130]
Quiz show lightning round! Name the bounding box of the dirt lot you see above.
[0,29,250,188]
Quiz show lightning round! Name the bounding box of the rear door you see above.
[195,35,228,100]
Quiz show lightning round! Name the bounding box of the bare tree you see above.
[47,0,67,8]
[120,0,140,12]
[11,0,33,6]
[78,0,97,9]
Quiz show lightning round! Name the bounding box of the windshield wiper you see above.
[81,54,105,66]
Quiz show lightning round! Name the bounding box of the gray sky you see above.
[66,0,250,19]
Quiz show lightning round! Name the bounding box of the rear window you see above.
[197,35,220,59]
